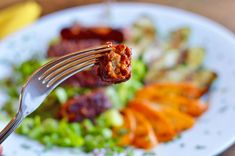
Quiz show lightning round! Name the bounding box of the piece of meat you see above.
[61,24,125,43]
[58,90,112,122]
[98,44,132,83]
[48,39,102,57]
[65,66,110,88]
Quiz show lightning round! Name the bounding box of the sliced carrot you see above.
[128,99,176,142]
[113,108,136,146]
[165,95,208,117]
[158,104,195,132]
[130,109,158,149]
[112,82,207,149]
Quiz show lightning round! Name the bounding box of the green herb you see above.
[220,88,228,93]
[118,128,128,136]
[180,143,185,148]
[217,131,222,136]
[195,145,206,150]
[204,130,210,135]
[21,143,31,149]
[218,105,228,113]
[126,149,134,156]
[142,152,156,156]
[105,150,114,156]
[175,135,182,140]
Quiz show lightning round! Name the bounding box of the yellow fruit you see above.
[0,1,41,39]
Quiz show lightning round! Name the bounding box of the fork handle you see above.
[0,112,23,143]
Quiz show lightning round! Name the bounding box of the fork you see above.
[0,43,112,143]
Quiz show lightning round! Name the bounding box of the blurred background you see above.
[0,0,235,155]
[1,0,235,32]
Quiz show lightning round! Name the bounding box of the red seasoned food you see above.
[98,44,132,83]
[58,90,112,122]
[60,24,124,43]
[48,25,125,57]
[48,39,102,57]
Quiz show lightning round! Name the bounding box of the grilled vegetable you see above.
[130,16,156,45]
[185,47,205,69]
[145,65,194,83]
[186,70,217,93]
[169,27,190,49]
[128,16,156,58]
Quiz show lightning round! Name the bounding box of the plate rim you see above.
[3,2,235,44]
[1,2,235,156]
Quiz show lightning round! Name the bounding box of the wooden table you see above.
[0,0,235,155]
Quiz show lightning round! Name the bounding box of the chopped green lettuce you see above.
[17,116,119,152]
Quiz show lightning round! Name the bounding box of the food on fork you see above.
[98,44,132,83]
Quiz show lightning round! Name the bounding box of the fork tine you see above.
[39,47,111,81]
[46,59,96,88]
[38,44,110,80]
[42,53,103,84]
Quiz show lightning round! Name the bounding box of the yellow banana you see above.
[0,1,41,39]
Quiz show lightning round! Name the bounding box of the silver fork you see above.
[0,44,112,143]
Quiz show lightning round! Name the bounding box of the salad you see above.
[0,16,217,155]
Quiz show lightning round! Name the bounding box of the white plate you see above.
[0,2,235,156]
